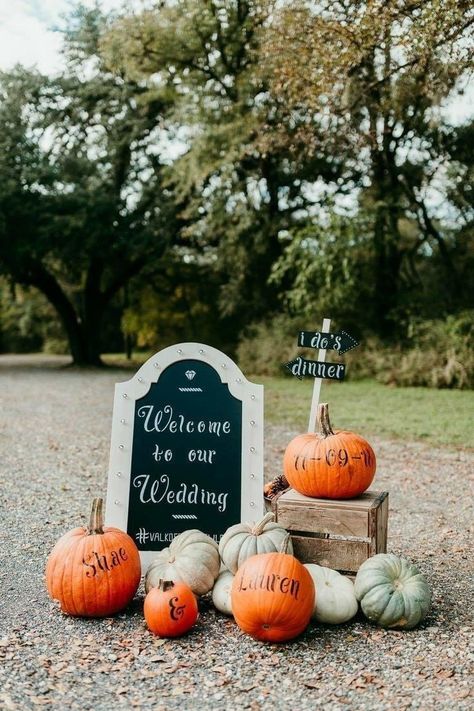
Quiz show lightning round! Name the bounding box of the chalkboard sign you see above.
[105,343,264,570]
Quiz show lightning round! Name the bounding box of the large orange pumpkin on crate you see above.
[45,498,141,617]
[231,535,314,642]
[283,403,376,499]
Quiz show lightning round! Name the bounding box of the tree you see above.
[0,7,178,365]
[261,0,474,336]
[101,0,343,327]
[122,257,239,353]
[269,208,376,332]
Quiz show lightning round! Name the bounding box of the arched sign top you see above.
[132,342,260,401]
[105,343,264,571]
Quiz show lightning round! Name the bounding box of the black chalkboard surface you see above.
[127,359,242,549]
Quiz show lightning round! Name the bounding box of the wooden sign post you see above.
[308,317,331,432]
[105,343,264,570]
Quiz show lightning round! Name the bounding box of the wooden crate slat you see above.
[271,488,389,573]
[277,489,384,511]
[277,502,370,537]
[376,493,389,553]
[290,536,369,573]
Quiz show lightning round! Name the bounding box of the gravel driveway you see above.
[0,356,472,710]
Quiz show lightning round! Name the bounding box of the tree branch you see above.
[401,178,458,276]
[101,255,149,303]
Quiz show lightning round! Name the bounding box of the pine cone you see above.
[263,474,290,500]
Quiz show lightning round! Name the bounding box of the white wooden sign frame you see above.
[105,342,264,570]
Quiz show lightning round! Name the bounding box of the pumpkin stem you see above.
[279,533,292,554]
[88,497,104,535]
[251,512,275,535]
[157,579,175,592]
[317,403,334,438]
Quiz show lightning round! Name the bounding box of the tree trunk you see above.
[372,202,404,339]
[370,136,405,339]
[365,42,404,339]
[18,254,151,366]
[20,261,104,366]
[76,319,104,367]
[122,285,133,360]
[81,259,105,367]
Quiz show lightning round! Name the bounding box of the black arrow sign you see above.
[286,357,346,381]
[298,329,359,355]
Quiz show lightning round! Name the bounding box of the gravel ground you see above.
[0,356,473,711]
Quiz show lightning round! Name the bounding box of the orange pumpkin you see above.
[231,535,314,642]
[45,498,141,617]
[144,580,198,637]
[283,403,376,499]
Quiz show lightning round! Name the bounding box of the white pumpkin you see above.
[305,564,358,624]
[145,529,220,596]
[212,570,234,616]
[219,512,292,574]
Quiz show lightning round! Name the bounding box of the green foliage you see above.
[0,1,473,377]
[237,314,307,376]
[261,0,474,334]
[348,313,474,389]
[0,6,179,365]
[121,259,237,353]
[0,280,67,354]
[99,0,474,343]
[101,0,341,325]
[270,210,375,327]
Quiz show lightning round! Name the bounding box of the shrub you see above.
[237,312,474,389]
[236,315,315,377]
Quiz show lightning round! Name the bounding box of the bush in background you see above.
[237,312,474,389]
[0,281,68,355]
[236,315,315,377]
[370,312,473,389]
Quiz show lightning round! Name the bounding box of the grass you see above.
[102,353,472,449]
[261,376,473,449]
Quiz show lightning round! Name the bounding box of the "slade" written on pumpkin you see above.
[82,548,128,578]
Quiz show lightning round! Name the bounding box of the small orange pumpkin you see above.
[283,403,376,499]
[231,535,314,642]
[45,498,141,617]
[144,580,198,637]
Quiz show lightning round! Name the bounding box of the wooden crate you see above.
[273,489,388,573]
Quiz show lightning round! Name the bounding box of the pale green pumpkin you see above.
[212,570,234,616]
[219,512,292,574]
[145,529,220,596]
[354,553,431,630]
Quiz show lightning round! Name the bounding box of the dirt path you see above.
[0,357,472,710]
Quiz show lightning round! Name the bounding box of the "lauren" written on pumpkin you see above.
[236,571,301,600]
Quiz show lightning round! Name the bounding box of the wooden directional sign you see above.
[105,343,264,571]
[286,356,346,381]
[298,330,359,355]
[287,318,356,431]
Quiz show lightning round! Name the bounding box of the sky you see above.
[0,0,123,73]
[0,0,472,126]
